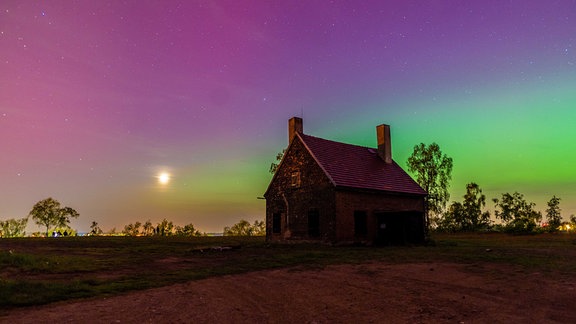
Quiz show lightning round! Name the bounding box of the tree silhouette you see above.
[224,219,265,236]
[175,223,202,236]
[155,218,174,236]
[407,143,453,232]
[460,182,491,230]
[123,221,142,236]
[493,192,542,233]
[545,196,562,232]
[29,197,79,237]
[89,221,103,236]
[438,183,491,232]
[142,220,154,236]
[269,149,286,174]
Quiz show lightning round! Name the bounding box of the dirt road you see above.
[2,262,575,323]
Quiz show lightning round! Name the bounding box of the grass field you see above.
[1,233,575,309]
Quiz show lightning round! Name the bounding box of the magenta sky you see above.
[1,1,575,233]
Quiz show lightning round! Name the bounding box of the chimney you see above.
[288,117,303,143]
[376,124,392,164]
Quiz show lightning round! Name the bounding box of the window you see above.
[308,209,320,237]
[272,212,281,234]
[354,211,368,237]
[291,171,301,188]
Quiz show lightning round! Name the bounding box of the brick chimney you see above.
[288,117,303,143]
[376,124,392,164]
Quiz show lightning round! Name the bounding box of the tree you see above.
[437,201,464,232]
[269,149,286,174]
[142,220,154,236]
[175,223,202,237]
[29,197,79,237]
[89,221,103,236]
[252,220,266,236]
[223,219,266,236]
[438,183,491,232]
[545,196,562,232]
[460,183,491,231]
[406,143,453,232]
[493,192,542,233]
[0,217,29,238]
[155,218,174,236]
[123,221,141,236]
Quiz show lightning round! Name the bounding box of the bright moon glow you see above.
[158,172,170,185]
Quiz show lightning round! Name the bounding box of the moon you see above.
[158,172,170,185]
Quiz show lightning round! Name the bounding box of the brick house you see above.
[264,117,427,245]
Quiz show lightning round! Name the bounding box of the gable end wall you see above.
[265,138,336,241]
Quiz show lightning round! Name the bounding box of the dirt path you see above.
[2,262,575,323]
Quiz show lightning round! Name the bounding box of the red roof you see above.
[298,133,426,195]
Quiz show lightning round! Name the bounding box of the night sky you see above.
[2,1,575,233]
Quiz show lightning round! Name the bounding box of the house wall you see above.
[335,190,425,244]
[265,137,336,242]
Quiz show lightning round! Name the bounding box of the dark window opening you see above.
[308,209,320,237]
[291,171,301,188]
[272,212,281,234]
[354,211,368,237]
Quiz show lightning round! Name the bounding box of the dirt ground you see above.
[2,262,575,323]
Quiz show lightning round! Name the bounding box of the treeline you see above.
[406,143,575,235]
[87,219,266,237]
[113,219,203,237]
[0,197,267,238]
[434,182,574,234]
[0,217,267,238]
[223,219,265,236]
[103,219,266,237]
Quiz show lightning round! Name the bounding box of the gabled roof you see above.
[298,133,426,195]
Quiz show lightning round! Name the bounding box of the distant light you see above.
[158,172,170,185]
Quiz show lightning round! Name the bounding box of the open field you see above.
[1,233,576,322]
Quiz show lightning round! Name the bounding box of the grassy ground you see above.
[1,233,575,309]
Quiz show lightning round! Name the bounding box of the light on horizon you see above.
[158,172,170,185]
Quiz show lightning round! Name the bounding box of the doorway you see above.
[375,212,424,245]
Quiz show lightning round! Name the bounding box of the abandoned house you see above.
[264,117,427,245]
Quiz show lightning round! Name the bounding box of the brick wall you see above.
[335,190,425,243]
[265,137,336,242]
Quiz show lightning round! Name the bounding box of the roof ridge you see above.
[299,133,376,150]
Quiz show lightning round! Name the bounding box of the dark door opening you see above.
[272,212,282,234]
[354,211,368,238]
[308,209,320,238]
[375,212,424,245]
